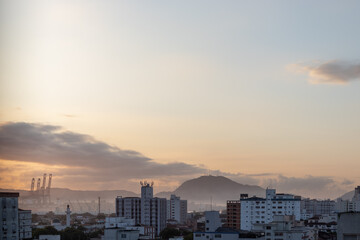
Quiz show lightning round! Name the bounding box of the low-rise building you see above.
[39,235,61,240]
[304,215,337,232]
[104,229,140,240]
[253,215,315,240]
[194,211,263,240]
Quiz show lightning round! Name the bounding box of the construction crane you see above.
[36,178,41,191]
[30,178,35,192]
[41,173,47,190]
[47,174,52,204]
[41,173,47,204]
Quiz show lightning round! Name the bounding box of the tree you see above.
[60,227,87,240]
[32,226,59,239]
[184,232,193,240]
[160,228,181,240]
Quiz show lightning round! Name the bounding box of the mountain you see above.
[339,190,354,201]
[155,175,264,206]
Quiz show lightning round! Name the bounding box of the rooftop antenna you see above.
[210,196,213,211]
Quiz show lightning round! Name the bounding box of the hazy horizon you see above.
[1,1,360,200]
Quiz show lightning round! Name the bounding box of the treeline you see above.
[32,226,103,240]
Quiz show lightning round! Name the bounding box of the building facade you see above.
[167,195,187,224]
[253,215,314,240]
[116,197,141,225]
[18,209,32,240]
[1,192,20,240]
[226,200,241,230]
[300,198,335,219]
[115,182,167,236]
[337,212,360,240]
[240,189,301,231]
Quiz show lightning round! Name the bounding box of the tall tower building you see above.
[65,205,71,227]
[226,200,241,230]
[167,195,187,224]
[116,181,167,236]
[141,181,154,226]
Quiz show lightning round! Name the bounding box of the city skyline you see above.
[1,1,360,199]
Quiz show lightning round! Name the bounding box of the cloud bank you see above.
[0,122,353,198]
[290,60,360,84]
[0,122,206,189]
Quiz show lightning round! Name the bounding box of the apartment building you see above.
[115,182,167,236]
[167,194,187,224]
[240,189,301,231]
[226,200,241,230]
[300,198,335,219]
[1,192,20,240]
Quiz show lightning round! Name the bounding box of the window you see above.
[121,234,127,238]
[215,234,222,238]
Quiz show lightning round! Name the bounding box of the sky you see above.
[1,0,360,199]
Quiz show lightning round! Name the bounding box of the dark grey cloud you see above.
[0,122,206,181]
[261,175,347,199]
[341,179,354,185]
[291,60,360,84]
[267,175,334,192]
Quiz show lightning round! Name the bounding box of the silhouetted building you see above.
[1,192,20,240]
[337,212,360,240]
[19,209,32,240]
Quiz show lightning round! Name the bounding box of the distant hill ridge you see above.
[155,175,265,204]
[0,188,138,201]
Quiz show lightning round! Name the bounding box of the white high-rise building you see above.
[0,192,19,240]
[167,195,187,224]
[115,182,167,236]
[240,188,301,231]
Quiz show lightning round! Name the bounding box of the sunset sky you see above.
[1,0,360,199]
